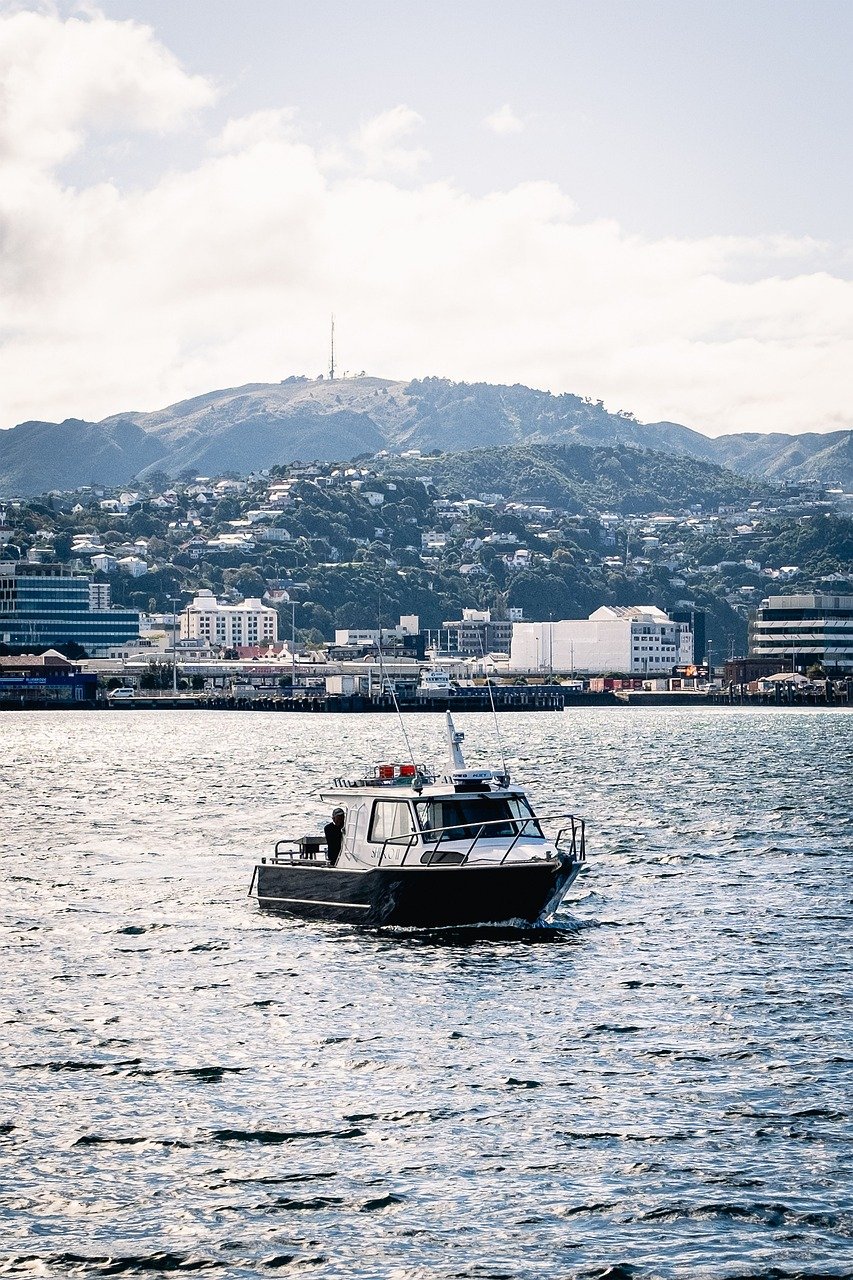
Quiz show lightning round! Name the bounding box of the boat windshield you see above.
[415,794,540,841]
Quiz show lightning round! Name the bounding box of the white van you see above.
[108,687,136,700]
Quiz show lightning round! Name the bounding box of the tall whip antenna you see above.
[329,313,335,381]
[478,632,509,781]
[376,641,418,775]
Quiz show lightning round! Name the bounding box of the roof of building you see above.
[589,605,671,623]
[0,649,77,670]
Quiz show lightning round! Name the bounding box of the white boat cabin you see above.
[318,715,556,869]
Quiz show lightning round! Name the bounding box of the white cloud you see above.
[353,105,429,176]
[484,103,525,136]
[0,9,215,170]
[213,108,298,154]
[0,10,852,437]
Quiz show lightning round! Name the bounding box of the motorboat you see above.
[416,667,454,697]
[249,713,586,928]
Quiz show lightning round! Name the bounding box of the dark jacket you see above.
[324,821,343,865]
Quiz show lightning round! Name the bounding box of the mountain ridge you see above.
[1,376,851,496]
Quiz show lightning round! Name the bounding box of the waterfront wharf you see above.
[3,680,851,711]
[108,686,575,713]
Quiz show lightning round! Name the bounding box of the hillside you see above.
[380,443,775,515]
[712,429,853,486]
[1,375,851,496]
[0,418,165,495]
[5,443,849,662]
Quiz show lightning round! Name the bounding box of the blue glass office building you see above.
[0,561,140,652]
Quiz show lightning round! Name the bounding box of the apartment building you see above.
[181,590,278,649]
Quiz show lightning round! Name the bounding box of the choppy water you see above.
[1,708,852,1279]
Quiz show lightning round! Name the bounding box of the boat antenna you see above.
[478,633,509,783]
[375,640,419,779]
[445,711,467,770]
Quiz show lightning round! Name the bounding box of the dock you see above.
[5,683,851,711]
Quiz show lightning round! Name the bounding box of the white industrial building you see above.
[334,616,420,647]
[510,605,694,674]
[181,590,278,648]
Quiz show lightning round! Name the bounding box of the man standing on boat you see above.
[324,807,346,866]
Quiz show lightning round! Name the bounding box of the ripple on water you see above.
[0,708,851,1279]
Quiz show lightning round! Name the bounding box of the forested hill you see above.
[379,442,776,515]
[1,374,850,496]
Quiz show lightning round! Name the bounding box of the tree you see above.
[129,511,158,538]
[52,531,73,560]
[139,661,173,690]
[57,641,88,660]
[213,496,241,522]
[299,603,335,638]
[223,565,266,597]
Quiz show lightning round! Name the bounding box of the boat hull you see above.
[251,857,582,928]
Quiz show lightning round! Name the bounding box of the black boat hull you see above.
[251,857,582,928]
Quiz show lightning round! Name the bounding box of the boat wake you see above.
[377,917,586,946]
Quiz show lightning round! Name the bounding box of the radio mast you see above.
[329,313,335,381]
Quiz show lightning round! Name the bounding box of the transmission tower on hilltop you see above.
[329,314,335,381]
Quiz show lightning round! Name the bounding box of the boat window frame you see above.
[367,798,418,845]
[414,792,543,842]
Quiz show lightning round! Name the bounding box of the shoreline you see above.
[3,690,851,713]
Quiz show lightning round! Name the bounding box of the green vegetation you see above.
[384,442,774,514]
[3,439,850,664]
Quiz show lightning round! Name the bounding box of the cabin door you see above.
[343,802,365,861]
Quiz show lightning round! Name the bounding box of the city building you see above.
[91,553,118,574]
[181,590,278,649]
[749,594,853,673]
[430,609,523,657]
[334,627,381,648]
[724,655,787,685]
[332,616,423,660]
[117,556,148,577]
[0,561,140,653]
[334,615,419,648]
[0,650,97,703]
[88,581,111,611]
[510,606,694,674]
[671,608,706,664]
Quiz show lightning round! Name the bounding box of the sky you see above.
[1,0,852,437]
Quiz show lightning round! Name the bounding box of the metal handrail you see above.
[273,838,327,864]
[553,814,585,865]
[268,811,586,869]
[378,811,584,867]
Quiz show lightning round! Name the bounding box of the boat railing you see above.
[332,767,436,789]
[272,838,326,864]
[378,812,585,868]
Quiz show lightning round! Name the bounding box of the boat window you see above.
[369,800,415,844]
[415,794,541,841]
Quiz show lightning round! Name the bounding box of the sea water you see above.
[1,708,851,1278]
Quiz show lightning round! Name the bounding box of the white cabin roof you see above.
[320,776,520,803]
